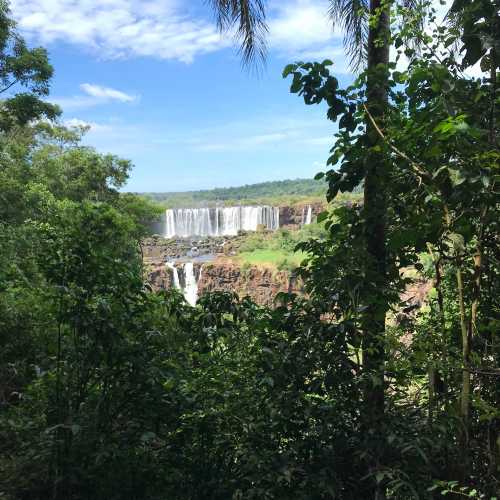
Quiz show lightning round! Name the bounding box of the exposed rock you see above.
[279,202,325,228]
[146,262,175,290]
[397,278,434,324]
[146,259,303,307]
[147,257,433,315]
[142,235,232,262]
[198,261,303,307]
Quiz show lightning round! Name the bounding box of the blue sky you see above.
[9,0,452,192]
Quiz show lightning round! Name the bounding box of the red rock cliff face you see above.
[146,260,431,313]
[147,263,175,290]
[279,202,325,227]
[146,260,302,307]
[199,262,302,307]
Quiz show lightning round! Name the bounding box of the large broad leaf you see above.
[282,63,297,78]
[462,35,486,68]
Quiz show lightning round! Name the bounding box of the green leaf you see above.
[290,73,302,93]
[317,211,328,223]
[282,64,296,78]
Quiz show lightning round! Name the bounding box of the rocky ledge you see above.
[199,261,302,306]
[147,259,303,307]
[279,202,325,228]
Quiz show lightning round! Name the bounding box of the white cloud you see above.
[80,83,136,102]
[10,0,455,71]
[63,117,112,132]
[10,0,346,65]
[64,117,92,128]
[195,132,289,152]
[11,0,230,63]
[51,83,137,110]
[269,0,339,51]
[267,0,348,70]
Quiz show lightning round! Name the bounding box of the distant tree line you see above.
[139,178,329,208]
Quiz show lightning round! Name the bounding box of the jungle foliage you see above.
[0,1,499,499]
[141,178,330,208]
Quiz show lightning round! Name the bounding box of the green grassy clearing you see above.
[235,249,308,270]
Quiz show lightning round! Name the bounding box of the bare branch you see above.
[363,102,431,182]
[0,79,18,94]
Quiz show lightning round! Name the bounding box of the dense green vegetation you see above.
[234,224,326,270]
[1,1,499,499]
[141,178,329,208]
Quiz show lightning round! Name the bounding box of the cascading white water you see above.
[301,205,313,225]
[166,262,180,288]
[166,261,201,306]
[305,205,312,225]
[164,206,279,238]
[182,262,199,306]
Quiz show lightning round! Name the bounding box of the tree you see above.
[0,0,59,130]
[282,2,499,490]
[329,4,391,487]
[207,1,395,495]
[446,0,499,461]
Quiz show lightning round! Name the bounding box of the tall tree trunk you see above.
[362,0,391,497]
[457,263,470,447]
[426,245,447,422]
[486,45,498,479]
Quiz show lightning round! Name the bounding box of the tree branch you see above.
[0,79,19,94]
[363,102,431,182]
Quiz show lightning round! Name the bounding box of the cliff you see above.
[199,262,302,306]
[147,260,302,307]
[279,202,325,227]
[147,262,175,289]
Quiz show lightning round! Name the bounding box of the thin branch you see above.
[363,103,430,181]
[464,366,500,377]
[0,79,18,94]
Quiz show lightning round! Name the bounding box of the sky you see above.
[9,0,454,192]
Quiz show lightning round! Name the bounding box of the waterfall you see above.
[302,205,312,225]
[183,262,199,306]
[166,261,201,306]
[166,262,180,288]
[164,205,279,238]
[305,205,312,225]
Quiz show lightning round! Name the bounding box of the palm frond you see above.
[328,0,369,72]
[208,0,268,67]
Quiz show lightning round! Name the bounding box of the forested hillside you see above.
[141,178,328,207]
[1,1,499,499]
